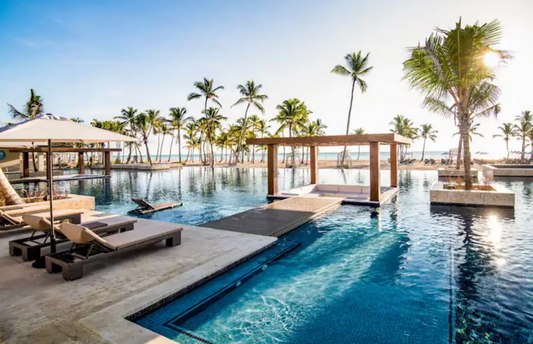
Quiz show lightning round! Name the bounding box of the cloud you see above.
[14,37,54,48]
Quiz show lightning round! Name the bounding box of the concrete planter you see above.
[483,164,533,177]
[430,182,514,208]
[438,167,479,179]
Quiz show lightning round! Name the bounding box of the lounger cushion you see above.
[22,215,61,232]
[60,223,102,245]
[102,226,182,250]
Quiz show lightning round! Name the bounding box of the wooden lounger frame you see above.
[129,198,182,215]
[45,230,181,281]
[9,217,134,261]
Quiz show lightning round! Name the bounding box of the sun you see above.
[483,51,500,67]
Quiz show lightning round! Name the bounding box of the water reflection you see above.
[430,205,527,343]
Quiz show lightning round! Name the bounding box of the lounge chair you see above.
[9,214,136,261]
[1,208,84,231]
[45,222,182,280]
[128,198,182,215]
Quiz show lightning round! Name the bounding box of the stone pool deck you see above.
[0,210,276,344]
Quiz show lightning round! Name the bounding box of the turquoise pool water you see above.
[27,168,533,343]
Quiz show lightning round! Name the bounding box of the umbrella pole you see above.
[48,140,56,254]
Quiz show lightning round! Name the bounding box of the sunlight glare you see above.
[483,51,500,67]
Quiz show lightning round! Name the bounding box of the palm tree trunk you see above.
[126,145,132,163]
[31,153,38,172]
[159,135,165,163]
[461,118,473,190]
[237,103,251,164]
[521,138,525,159]
[421,138,427,161]
[357,146,361,160]
[506,140,509,159]
[0,168,24,205]
[456,133,463,169]
[341,79,357,166]
[168,133,174,162]
[178,128,182,162]
[144,139,153,165]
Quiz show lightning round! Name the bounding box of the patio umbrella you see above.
[0,114,137,255]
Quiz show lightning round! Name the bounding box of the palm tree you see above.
[419,124,438,161]
[8,89,45,171]
[273,99,311,165]
[513,110,532,159]
[158,122,172,163]
[8,89,44,120]
[200,107,227,167]
[134,111,157,165]
[169,107,192,162]
[115,107,138,163]
[403,18,510,189]
[331,51,373,164]
[274,99,310,138]
[493,123,515,159]
[390,115,418,160]
[232,80,268,163]
[255,119,271,163]
[351,128,365,160]
[303,119,328,163]
[188,78,224,164]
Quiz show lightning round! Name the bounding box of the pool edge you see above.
[76,231,277,344]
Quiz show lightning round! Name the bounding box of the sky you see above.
[1,0,532,157]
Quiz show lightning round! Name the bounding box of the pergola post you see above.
[310,146,318,184]
[390,143,398,187]
[104,151,111,176]
[370,142,381,202]
[267,144,278,195]
[78,152,85,174]
[22,152,30,178]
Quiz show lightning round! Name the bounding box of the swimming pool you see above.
[29,168,533,343]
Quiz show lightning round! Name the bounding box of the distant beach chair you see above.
[45,222,182,280]
[9,213,136,261]
[129,198,182,215]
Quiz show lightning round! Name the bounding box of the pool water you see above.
[32,168,533,343]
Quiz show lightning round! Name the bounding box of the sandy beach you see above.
[177,159,474,170]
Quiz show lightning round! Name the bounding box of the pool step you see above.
[165,240,300,328]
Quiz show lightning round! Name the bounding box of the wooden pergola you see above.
[8,147,121,178]
[247,133,412,202]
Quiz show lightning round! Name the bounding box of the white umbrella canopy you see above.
[0,114,137,144]
[0,114,138,260]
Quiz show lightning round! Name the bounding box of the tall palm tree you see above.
[188,78,224,163]
[169,107,192,162]
[403,18,510,189]
[115,107,138,163]
[134,111,157,165]
[351,128,365,160]
[200,107,227,167]
[419,124,438,161]
[158,122,172,163]
[513,110,532,159]
[331,51,373,164]
[232,80,268,163]
[493,123,515,159]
